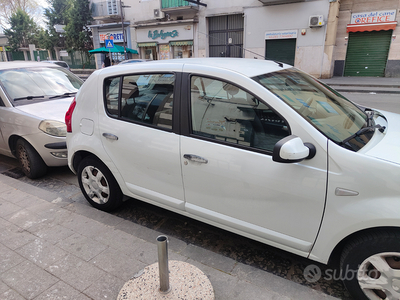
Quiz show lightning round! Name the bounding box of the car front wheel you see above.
[16,138,48,179]
[340,230,400,300]
[77,156,123,212]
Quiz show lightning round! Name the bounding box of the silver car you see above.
[0,61,83,178]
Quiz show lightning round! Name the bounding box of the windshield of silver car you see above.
[252,68,373,151]
[0,67,82,105]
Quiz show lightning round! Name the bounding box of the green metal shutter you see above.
[265,39,296,66]
[344,30,392,77]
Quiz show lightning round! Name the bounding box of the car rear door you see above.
[98,69,185,210]
[179,69,328,255]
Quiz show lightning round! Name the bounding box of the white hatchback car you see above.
[0,61,83,178]
[66,58,400,300]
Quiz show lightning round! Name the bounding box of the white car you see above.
[0,61,83,178]
[66,58,400,300]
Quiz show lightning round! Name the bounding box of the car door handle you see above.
[183,154,208,164]
[102,133,118,140]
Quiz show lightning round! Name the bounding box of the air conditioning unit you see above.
[107,0,119,15]
[309,15,325,27]
[154,9,165,19]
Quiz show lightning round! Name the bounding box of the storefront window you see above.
[173,45,192,59]
[110,52,126,65]
[144,47,157,60]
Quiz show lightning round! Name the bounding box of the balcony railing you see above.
[161,0,198,10]
[258,0,306,5]
[91,0,121,19]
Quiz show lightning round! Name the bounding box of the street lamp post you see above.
[120,0,130,60]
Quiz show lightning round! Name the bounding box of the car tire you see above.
[77,156,123,212]
[340,230,400,300]
[16,138,48,179]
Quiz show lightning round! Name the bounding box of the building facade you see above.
[89,0,400,77]
[332,0,400,77]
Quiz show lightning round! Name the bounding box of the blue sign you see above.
[105,39,114,48]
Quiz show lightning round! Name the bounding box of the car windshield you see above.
[0,67,82,106]
[253,68,371,151]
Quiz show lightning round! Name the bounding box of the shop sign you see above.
[148,29,178,40]
[351,10,396,24]
[99,32,124,43]
[265,30,298,40]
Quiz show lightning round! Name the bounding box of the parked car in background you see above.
[0,61,83,178]
[66,58,400,300]
[43,60,71,70]
[118,59,150,65]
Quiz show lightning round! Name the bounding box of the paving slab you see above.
[0,173,342,300]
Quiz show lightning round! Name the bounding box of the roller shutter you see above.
[344,30,392,77]
[265,39,296,66]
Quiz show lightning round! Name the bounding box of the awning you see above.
[347,21,397,33]
[169,40,193,46]
[137,42,157,47]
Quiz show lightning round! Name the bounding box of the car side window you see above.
[190,76,290,152]
[104,73,174,130]
[105,77,120,117]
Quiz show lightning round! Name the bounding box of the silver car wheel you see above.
[358,252,400,300]
[81,165,110,204]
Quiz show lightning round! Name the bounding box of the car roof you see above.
[43,60,68,64]
[0,61,62,70]
[111,58,291,78]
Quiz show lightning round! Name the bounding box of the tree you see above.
[43,0,69,50]
[3,9,38,51]
[64,0,93,66]
[0,0,42,28]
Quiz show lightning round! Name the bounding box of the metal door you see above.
[344,30,392,77]
[265,39,296,66]
[208,14,244,58]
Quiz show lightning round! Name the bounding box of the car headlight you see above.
[39,120,67,137]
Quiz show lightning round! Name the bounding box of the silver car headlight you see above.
[39,120,67,137]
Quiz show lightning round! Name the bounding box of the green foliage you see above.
[3,9,38,51]
[65,0,93,53]
[43,0,69,49]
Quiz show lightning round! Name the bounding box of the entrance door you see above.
[208,14,244,58]
[265,39,296,66]
[344,30,392,77]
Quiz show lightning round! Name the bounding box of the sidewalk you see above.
[0,173,340,300]
[321,76,400,94]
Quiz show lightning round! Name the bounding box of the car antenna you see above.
[198,31,284,68]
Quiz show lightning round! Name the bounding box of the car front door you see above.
[98,72,185,210]
[180,73,328,255]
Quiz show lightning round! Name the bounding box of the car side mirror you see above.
[273,135,316,163]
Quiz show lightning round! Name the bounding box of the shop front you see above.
[264,30,298,66]
[136,23,194,60]
[344,10,397,77]
[90,23,132,68]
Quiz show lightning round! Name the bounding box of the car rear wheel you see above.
[78,156,123,211]
[340,230,400,300]
[16,139,48,179]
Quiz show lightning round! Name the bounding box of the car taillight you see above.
[65,98,76,133]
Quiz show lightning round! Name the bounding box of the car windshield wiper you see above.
[49,92,77,99]
[14,95,44,101]
[340,124,386,146]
